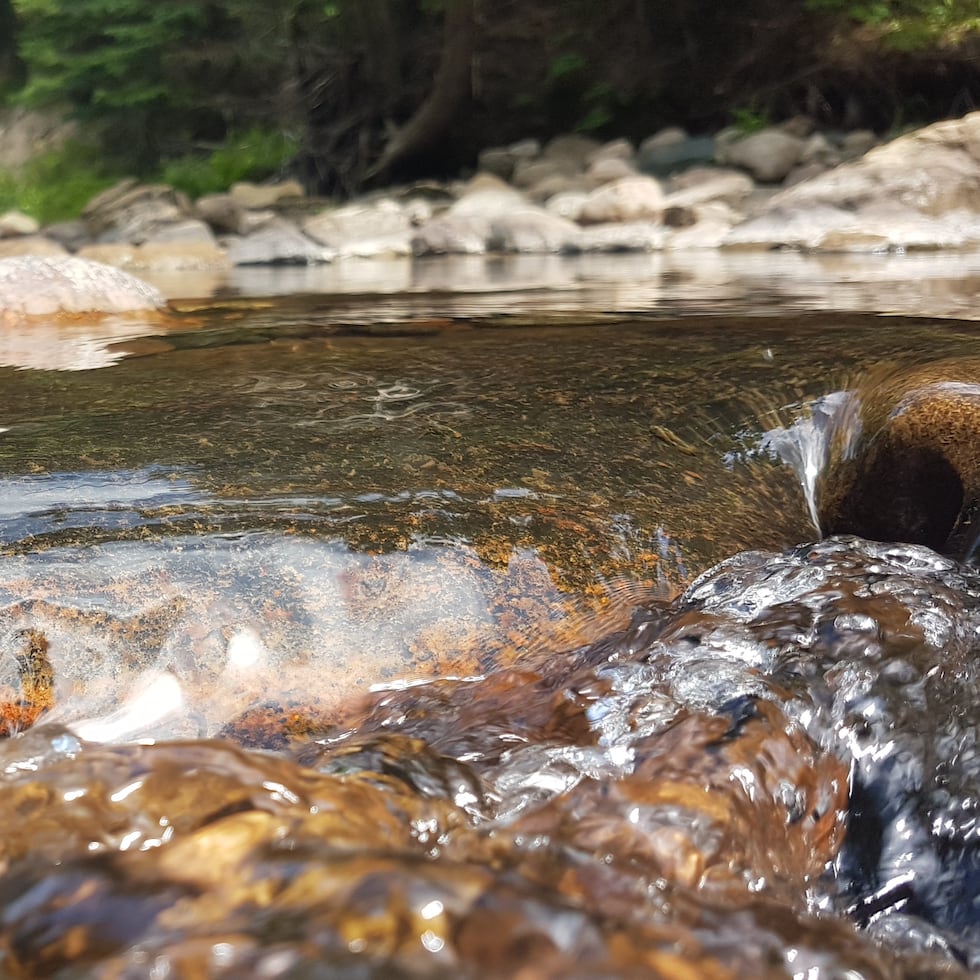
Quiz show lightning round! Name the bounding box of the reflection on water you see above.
[5,250,980,372]
[3,259,980,974]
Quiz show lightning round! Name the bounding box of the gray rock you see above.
[145,219,218,246]
[799,132,840,167]
[487,210,581,253]
[224,218,333,265]
[587,156,637,186]
[639,126,688,154]
[725,129,806,183]
[79,240,230,271]
[579,176,666,225]
[783,162,831,188]
[477,146,518,180]
[586,138,636,165]
[195,193,248,235]
[542,133,601,171]
[450,175,528,216]
[42,220,91,250]
[512,158,571,189]
[664,169,754,209]
[411,214,490,255]
[525,174,589,203]
[765,113,980,217]
[840,129,879,160]
[82,180,189,242]
[0,255,164,316]
[303,199,411,253]
[722,204,858,250]
[509,138,542,161]
[780,115,816,138]
[637,132,715,175]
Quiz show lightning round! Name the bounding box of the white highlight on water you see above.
[759,390,862,534]
[71,671,184,743]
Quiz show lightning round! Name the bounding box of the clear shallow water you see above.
[2,253,980,975]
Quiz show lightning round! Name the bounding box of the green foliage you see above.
[731,106,772,134]
[548,51,587,81]
[0,140,116,222]
[805,0,980,47]
[161,127,300,198]
[11,0,310,170]
[13,1,206,111]
[576,82,616,133]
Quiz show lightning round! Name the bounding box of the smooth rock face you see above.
[578,176,666,224]
[723,128,805,182]
[224,218,333,265]
[726,112,980,251]
[0,256,165,316]
[303,199,413,258]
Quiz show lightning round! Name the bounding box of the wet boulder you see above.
[0,255,165,317]
[814,359,980,555]
[643,535,980,964]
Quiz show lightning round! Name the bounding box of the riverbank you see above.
[1,111,978,285]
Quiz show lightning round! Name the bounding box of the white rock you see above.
[575,221,665,252]
[579,176,665,225]
[545,191,591,222]
[224,218,333,265]
[664,170,754,209]
[0,255,165,316]
[487,210,580,253]
[303,199,411,247]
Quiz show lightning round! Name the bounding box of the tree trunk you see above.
[367,0,474,181]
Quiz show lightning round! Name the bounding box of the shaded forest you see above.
[1,0,978,196]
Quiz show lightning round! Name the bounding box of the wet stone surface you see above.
[0,536,978,976]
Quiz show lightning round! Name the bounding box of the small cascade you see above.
[760,389,863,535]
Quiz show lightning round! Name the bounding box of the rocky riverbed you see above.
[1,112,978,292]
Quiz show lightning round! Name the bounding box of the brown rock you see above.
[818,358,980,554]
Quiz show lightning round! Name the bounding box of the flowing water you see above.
[2,251,980,977]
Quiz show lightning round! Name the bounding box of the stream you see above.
[2,250,980,977]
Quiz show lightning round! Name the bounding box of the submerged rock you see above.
[0,255,165,317]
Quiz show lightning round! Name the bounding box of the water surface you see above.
[2,251,980,976]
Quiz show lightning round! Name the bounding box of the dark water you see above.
[2,253,980,976]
